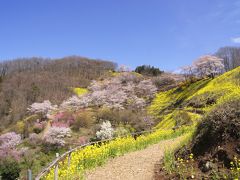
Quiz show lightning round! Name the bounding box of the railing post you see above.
[27,169,32,180]
[54,153,59,180]
[68,152,71,167]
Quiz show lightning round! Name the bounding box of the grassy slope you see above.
[38,68,240,179]
[148,66,240,130]
[148,67,240,178]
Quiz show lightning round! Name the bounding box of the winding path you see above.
[85,137,182,180]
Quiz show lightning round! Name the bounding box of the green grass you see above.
[44,127,192,180]
[149,66,240,130]
[163,130,195,174]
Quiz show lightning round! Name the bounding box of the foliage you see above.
[163,131,195,174]
[72,87,88,96]
[181,55,224,79]
[186,66,240,110]
[229,156,240,179]
[193,55,224,78]
[0,132,26,161]
[0,56,116,129]
[152,74,177,91]
[43,127,71,148]
[149,66,240,132]
[33,120,47,133]
[118,65,131,72]
[174,111,193,129]
[28,133,42,146]
[44,127,191,179]
[0,132,22,149]
[148,78,210,118]
[52,111,75,126]
[96,108,152,132]
[96,121,114,140]
[185,91,219,108]
[114,125,131,137]
[0,157,21,180]
[135,65,163,76]
[28,100,57,117]
[61,72,157,110]
[72,111,95,131]
[191,97,240,156]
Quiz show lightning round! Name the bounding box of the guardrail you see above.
[35,129,155,180]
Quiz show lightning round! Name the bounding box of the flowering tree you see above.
[193,55,224,78]
[60,96,90,109]
[118,65,131,72]
[0,132,21,149]
[29,133,41,145]
[181,65,195,80]
[60,72,157,110]
[135,79,158,98]
[28,100,57,117]
[96,121,114,140]
[43,127,71,147]
[0,132,23,160]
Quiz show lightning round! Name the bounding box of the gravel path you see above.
[85,137,181,180]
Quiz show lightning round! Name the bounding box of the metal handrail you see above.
[35,129,155,180]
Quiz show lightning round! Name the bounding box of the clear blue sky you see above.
[1,0,240,71]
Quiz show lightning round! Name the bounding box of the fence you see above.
[35,129,155,180]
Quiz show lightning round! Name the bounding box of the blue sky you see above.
[0,0,240,71]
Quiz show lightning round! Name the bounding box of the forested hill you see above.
[0,56,116,130]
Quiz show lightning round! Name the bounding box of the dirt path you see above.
[85,137,182,180]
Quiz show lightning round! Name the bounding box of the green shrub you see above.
[72,110,95,131]
[114,125,131,137]
[191,98,240,156]
[0,158,21,180]
[152,75,176,90]
[186,92,219,108]
[174,111,193,129]
[96,108,152,132]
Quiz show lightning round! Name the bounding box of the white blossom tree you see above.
[28,100,57,117]
[60,72,157,110]
[43,127,71,147]
[181,65,195,80]
[118,65,131,72]
[0,132,22,149]
[193,55,224,78]
[96,121,114,140]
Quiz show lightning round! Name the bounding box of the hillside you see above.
[0,65,239,180]
[0,56,116,130]
[151,67,240,179]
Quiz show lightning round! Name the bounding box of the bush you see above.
[114,125,131,137]
[191,98,240,156]
[96,108,152,131]
[42,127,71,152]
[52,111,75,126]
[72,111,95,131]
[96,121,114,140]
[186,92,219,108]
[29,133,42,146]
[0,157,21,180]
[0,132,22,149]
[173,111,193,129]
[152,75,176,91]
[33,121,46,134]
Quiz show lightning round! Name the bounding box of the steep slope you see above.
[151,67,240,179]
[148,66,240,130]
